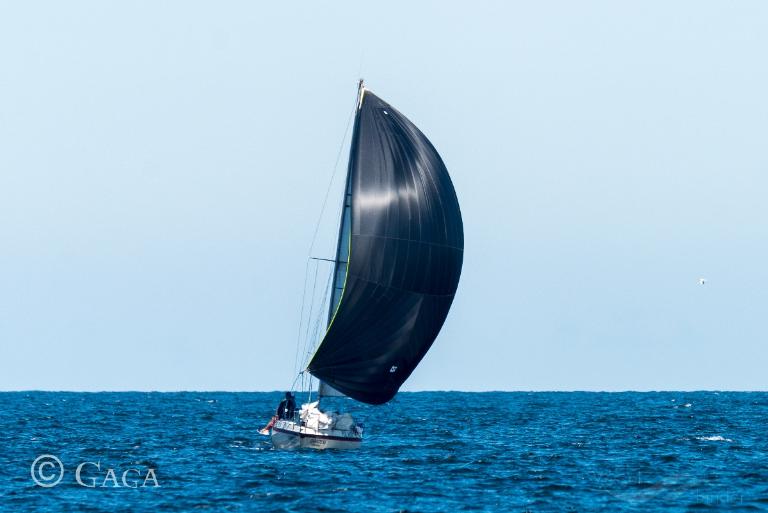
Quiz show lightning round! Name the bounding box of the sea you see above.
[1,391,766,512]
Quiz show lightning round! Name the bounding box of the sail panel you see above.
[308,90,463,405]
[318,380,346,397]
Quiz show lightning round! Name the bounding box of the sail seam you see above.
[345,274,460,298]
[354,233,464,252]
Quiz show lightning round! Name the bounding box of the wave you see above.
[696,435,733,442]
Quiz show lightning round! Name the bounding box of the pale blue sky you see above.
[1,2,766,391]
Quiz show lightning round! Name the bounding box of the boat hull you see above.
[270,420,362,450]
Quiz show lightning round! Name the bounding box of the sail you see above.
[307,88,464,405]
[318,380,346,397]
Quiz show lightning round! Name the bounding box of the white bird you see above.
[698,278,707,285]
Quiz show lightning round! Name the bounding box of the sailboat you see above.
[269,80,464,449]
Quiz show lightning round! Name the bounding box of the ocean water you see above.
[1,392,766,512]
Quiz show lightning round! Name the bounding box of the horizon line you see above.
[1,389,767,393]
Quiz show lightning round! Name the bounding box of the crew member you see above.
[276,391,296,420]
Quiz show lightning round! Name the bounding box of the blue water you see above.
[1,392,767,512]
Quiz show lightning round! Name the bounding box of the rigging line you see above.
[303,259,334,372]
[293,259,311,377]
[310,257,343,263]
[307,286,328,359]
[307,93,357,257]
[357,53,365,83]
[301,260,321,365]
[292,86,356,381]
[290,371,303,394]
[305,268,334,366]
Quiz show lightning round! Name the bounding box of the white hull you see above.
[270,419,362,450]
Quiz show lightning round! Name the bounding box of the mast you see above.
[326,80,364,327]
[315,81,364,399]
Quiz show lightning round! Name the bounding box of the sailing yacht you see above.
[269,81,463,449]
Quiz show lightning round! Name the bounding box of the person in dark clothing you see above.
[260,392,297,434]
[276,392,296,420]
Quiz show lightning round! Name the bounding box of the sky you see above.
[0,1,766,391]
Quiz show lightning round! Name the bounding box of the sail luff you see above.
[315,82,364,398]
[325,80,364,328]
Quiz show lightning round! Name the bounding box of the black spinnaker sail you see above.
[307,85,463,405]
